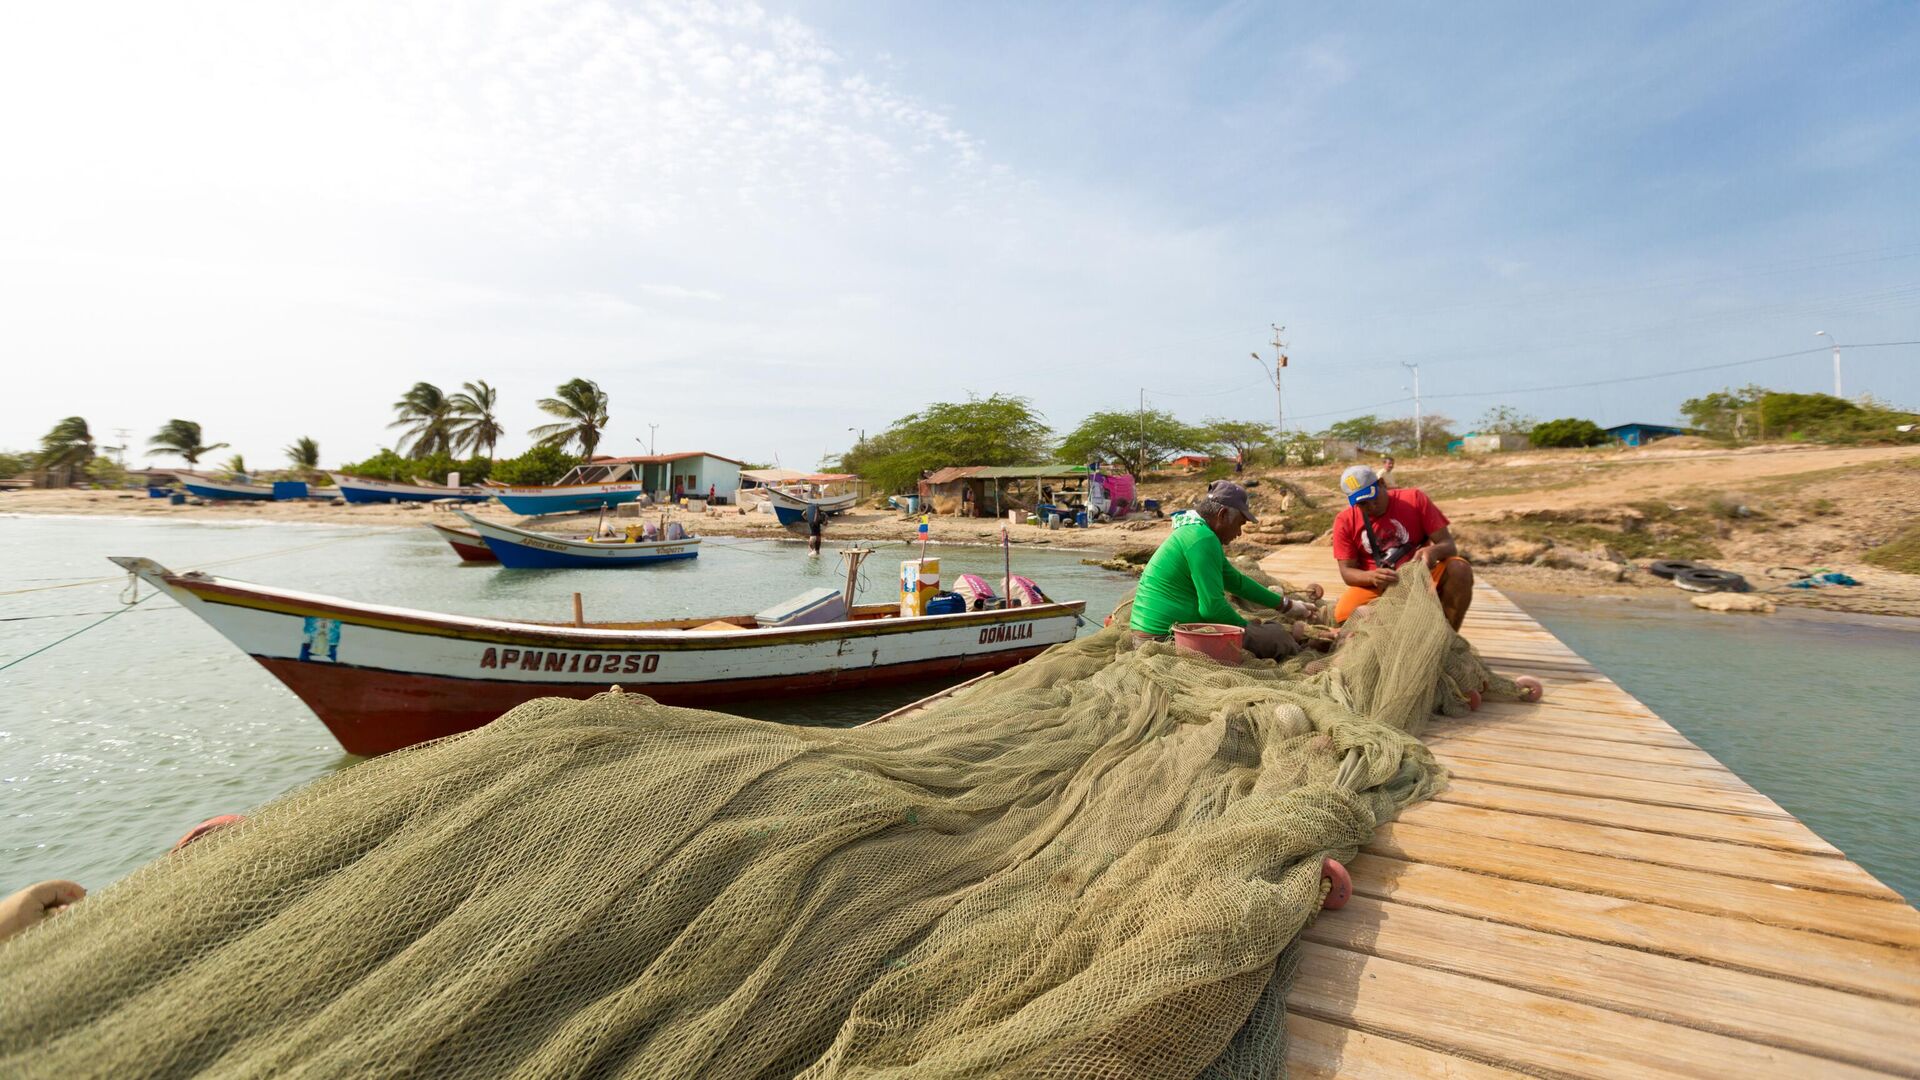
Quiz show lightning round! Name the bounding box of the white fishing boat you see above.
[330,473,491,504]
[454,510,699,568]
[111,555,1084,756]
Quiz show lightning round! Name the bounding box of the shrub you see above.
[338,449,494,485]
[1529,418,1609,448]
[491,445,580,486]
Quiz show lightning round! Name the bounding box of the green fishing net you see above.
[1,572,1518,1078]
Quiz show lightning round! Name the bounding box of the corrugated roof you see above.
[590,451,747,466]
[923,464,1084,483]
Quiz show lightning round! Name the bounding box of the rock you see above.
[1481,539,1551,565]
[1689,592,1775,614]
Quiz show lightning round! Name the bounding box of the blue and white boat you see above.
[330,473,491,504]
[454,510,699,569]
[488,461,651,516]
[172,470,275,501]
[766,486,859,527]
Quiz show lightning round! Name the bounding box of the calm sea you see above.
[3,516,1915,902]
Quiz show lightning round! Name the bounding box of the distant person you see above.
[707,483,716,504]
[961,483,974,516]
[672,480,684,505]
[804,501,824,555]
[1331,464,1473,630]
[1234,453,1244,474]
[1128,482,1299,658]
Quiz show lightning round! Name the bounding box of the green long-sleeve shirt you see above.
[1128,515,1284,634]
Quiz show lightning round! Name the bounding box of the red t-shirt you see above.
[1331,488,1449,570]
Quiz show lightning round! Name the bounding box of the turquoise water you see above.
[0,516,1135,891]
[1508,592,1920,903]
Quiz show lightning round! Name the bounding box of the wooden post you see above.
[572,592,584,627]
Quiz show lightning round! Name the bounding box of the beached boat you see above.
[110,555,1085,755]
[488,461,651,516]
[170,470,276,501]
[331,473,491,504]
[767,486,859,527]
[454,510,699,569]
[426,521,498,563]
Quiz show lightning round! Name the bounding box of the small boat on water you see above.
[426,521,498,563]
[331,473,490,504]
[488,461,651,516]
[111,555,1085,755]
[454,510,699,569]
[767,486,859,527]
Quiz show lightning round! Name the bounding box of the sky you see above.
[2,0,1916,469]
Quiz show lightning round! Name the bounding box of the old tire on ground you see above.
[1649,559,1703,579]
[1675,567,1750,593]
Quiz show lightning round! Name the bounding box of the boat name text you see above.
[977,622,1034,644]
[479,648,660,676]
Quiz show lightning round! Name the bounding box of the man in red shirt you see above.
[1330,463,1474,629]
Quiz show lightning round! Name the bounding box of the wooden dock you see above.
[1258,547,1920,1079]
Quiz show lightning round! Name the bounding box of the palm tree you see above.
[529,378,611,459]
[450,380,504,459]
[389,382,456,459]
[147,419,228,465]
[285,436,320,471]
[223,453,248,477]
[38,416,96,469]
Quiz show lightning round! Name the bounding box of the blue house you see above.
[1605,423,1692,447]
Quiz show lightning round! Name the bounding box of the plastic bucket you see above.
[1171,623,1245,665]
[1075,510,1088,528]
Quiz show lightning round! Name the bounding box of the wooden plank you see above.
[1436,778,1843,856]
[1349,854,1920,1003]
[1432,713,1701,748]
[1400,800,1900,900]
[1432,741,1766,793]
[1289,942,1892,1079]
[1428,726,1725,768]
[1368,821,1920,947]
[1442,756,1794,818]
[1303,895,1920,1074]
[1284,1015,1528,1079]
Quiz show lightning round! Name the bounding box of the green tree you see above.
[147,419,229,465]
[1376,414,1457,455]
[530,378,611,459]
[1530,417,1609,448]
[222,453,249,477]
[0,450,31,478]
[1057,408,1205,479]
[1680,385,1767,440]
[38,417,96,469]
[285,436,321,471]
[491,444,580,486]
[1320,415,1387,447]
[848,395,1052,492]
[1201,418,1274,464]
[450,380,504,458]
[338,448,494,485]
[390,382,457,459]
[1475,405,1536,436]
[85,456,129,488]
[1757,392,1861,438]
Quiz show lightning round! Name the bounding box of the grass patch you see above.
[1864,524,1920,575]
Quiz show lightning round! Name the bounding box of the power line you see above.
[1418,340,1920,401]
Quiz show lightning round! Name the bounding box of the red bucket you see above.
[1171,622,1245,665]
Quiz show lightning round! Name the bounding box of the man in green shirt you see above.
[1129,482,1298,658]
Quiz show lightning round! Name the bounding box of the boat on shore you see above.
[426,521,498,563]
[111,555,1085,755]
[169,470,277,501]
[331,473,490,504]
[767,486,859,526]
[454,510,699,568]
[488,461,651,516]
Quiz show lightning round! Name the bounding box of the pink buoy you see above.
[172,814,245,852]
[1514,675,1544,703]
[1320,858,1352,910]
[1467,689,1483,711]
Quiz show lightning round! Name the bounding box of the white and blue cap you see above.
[1339,464,1381,506]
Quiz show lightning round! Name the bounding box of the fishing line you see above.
[0,593,156,672]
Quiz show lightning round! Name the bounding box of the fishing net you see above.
[1,572,1519,1078]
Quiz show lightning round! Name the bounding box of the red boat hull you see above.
[447,537,497,562]
[258,647,1044,756]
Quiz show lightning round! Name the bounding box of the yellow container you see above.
[899,557,940,617]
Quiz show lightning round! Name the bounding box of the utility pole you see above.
[1402,362,1422,453]
[112,428,133,466]
[1815,330,1842,398]
[1138,388,1146,478]
[1270,324,1287,433]
[647,423,659,456]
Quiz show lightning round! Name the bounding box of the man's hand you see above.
[1421,544,1444,568]
[0,879,85,942]
[1368,567,1399,589]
